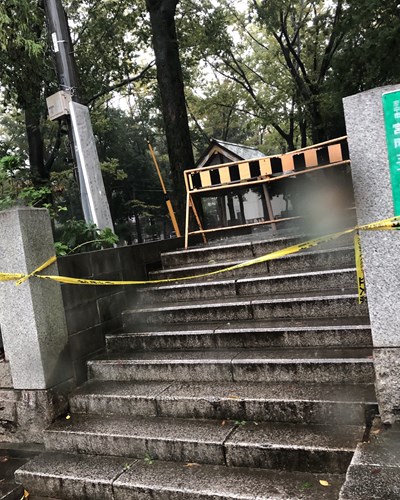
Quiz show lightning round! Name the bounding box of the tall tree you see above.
[0,1,57,184]
[145,0,195,221]
[251,0,345,144]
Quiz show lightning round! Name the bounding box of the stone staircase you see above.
[15,232,378,499]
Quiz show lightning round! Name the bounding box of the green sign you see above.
[383,90,400,216]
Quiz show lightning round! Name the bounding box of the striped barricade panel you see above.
[185,137,349,193]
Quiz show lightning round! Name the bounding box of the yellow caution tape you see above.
[15,255,57,286]
[0,217,399,294]
[35,228,354,286]
[0,273,26,282]
[354,232,366,304]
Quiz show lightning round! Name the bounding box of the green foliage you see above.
[0,154,118,256]
[101,159,128,182]
[0,154,33,208]
[143,452,154,465]
[1,0,400,247]
[234,420,247,426]
[19,186,52,206]
[0,1,43,55]
[53,220,118,256]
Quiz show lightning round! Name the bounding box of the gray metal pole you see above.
[43,0,91,224]
[43,0,80,101]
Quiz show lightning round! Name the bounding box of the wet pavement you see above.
[0,444,43,500]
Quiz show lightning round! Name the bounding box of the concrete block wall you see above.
[58,238,186,385]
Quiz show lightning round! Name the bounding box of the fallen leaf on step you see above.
[185,463,201,468]
[0,457,8,463]
[319,480,330,487]
[227,395,240,400]
[371,429,381,435]
[221,420,227,427]
[66,414,71,420]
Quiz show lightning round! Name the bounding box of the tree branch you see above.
[186,101,210,143]
[279,12,313,89]
[317,0,344,86]
[72,0,103,46]
[85,62,155,105]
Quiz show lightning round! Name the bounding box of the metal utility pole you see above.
[43,0,80,100]
[43,0,114,231]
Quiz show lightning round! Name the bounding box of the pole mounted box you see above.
[46,91,72,121]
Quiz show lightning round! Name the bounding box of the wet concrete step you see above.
[44,415,235,466]
[340,424,400,499]
[15,452,345,499]
[123,291,368,328]
[224,421,363,474]
[161,235,304,268]
[137,268,358,304]
[161,233,354,269]
[87,348,374,384]
[70,379,377,425]
[107,320,372,352]
[43,415,362,474]
[149,247,355,280]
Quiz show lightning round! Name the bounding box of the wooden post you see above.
[184,192,191,249]
[148,143,181,237]
[190,196,207,244]
[262,183,276,230]
[238,193,246,224]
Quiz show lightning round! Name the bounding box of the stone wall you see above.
[58,238,186,385]
[0,225,187,443]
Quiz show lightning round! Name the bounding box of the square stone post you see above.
[0,208,73,440]
[343,84,400,424]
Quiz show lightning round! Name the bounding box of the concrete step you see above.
[123,291,368,328]
[15,452,345,499]
[339,425,400,499]
[44,415,236,466]
[149,247,355,280]
[107,320,372,352]
[161,233,354,268]
[43,415,362,474]
[225,421,364,474]
[87,348,374,384]
[160,235,304,268]
[70,379,377,425]
[137,268,358,304]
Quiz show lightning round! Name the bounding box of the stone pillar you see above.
[343,84,400,424]
[0,208,73,440]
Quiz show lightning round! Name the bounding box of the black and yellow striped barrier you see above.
[1,216,400,305]
[185,136,349,193]
[182,136,351,248]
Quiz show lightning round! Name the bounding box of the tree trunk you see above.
[145,0,195,225]
[299,118,308,148]
[309,99,327,144]
[24,92,47,185]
